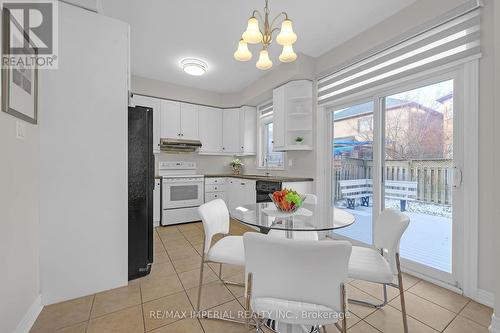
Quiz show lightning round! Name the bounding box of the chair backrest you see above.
[198,199,230,254]
[243,233,351,313]
[373,209,410,274]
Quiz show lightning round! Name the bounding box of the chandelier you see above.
[233,0,297,70]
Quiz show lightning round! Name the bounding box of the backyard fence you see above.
[334,157,453,205]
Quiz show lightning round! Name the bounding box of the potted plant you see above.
[229,158,244,175]
[294,136,304,144]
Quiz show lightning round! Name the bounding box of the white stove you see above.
[159,161,204,226]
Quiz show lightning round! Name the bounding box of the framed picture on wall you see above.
[1,7,38,124]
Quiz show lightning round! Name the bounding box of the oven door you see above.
[163,177,204,209]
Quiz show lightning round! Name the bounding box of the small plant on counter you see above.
[229,158,244,175]
[294,136,304,144]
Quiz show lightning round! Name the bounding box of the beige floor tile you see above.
[444,315,489,333]
[389,292,455,331]
[162,238,191,251]
[460,301,493,327]
[145,262,177,280]
[177,267,219,290]
[408,280,469,313]
[167,246,200,261]
[30,295,94,332]
[142,291,193,331]
[208,263,244,280]
[87,305,144,333]
[158,232,186,242]
[323,312,362,329]
[365,304,438,333]
[346,285,380,319]
[349,280,400,302]
[191,242,204,255]
[177,223,202,233]
[152,249,171,264]
[348,320,381,333]
[141,274,184,302]
[402,273,421,289]
[172,256,204,273]
[55,322,88,333]
[148,318,204,333]
[199,299,246,333]
[186,280,237,311]
[91,284,141,318]
[156,226,180,237]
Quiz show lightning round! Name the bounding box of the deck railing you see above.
[334,157,453,205]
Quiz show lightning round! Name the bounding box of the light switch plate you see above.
[288,159,293,167]
[16,121,26,140]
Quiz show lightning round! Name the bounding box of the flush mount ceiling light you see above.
[234,0,297,70]
[180,58,208,76]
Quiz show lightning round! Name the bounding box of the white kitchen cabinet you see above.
[239,106,257,155]
[198,106,223,153]
[160,100,181,139]
[205,177,226,203]
[160,101,199,140]
[153,179,161,226]
[131,94,161,154]
[226,178,256,212]
[180,103,199,140]
[222,108,241,153]
[272,80,313,151]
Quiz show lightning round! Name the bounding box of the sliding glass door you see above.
[330,75,462,286]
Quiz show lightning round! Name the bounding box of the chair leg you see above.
[341,283,347,333]
[218,263,222,279]
[396,253,409,333]
[245,272,253,332]
[196,240,206,313]
[348,283,388,308]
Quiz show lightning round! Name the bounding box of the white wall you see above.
[39,2,129,304]
[0,114,41,332]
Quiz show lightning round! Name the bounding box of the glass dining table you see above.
[229,202,356,333]
[230,202,355,237]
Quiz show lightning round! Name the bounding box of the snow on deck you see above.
[334,203,451,273]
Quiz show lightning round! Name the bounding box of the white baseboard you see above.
[14,295,43,333]
[474,288,495,308]
[490,314,500,333]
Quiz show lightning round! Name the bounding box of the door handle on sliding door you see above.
[452,166,463,188]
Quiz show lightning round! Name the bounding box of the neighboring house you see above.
[334,98,445,160]
[436,93,454,158]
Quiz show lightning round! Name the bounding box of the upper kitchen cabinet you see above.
[160,100,199,140]
[198,106,223,154]
[131,94,161,154]
[222,108,241,153]
[272,80,313,151]
[239,106,257,155]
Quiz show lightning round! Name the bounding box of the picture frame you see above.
[1,7,38,124]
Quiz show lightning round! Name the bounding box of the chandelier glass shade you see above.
[234,0,297,70]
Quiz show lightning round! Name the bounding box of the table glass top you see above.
[230,203,355,231]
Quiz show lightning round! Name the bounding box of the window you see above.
[257,101,285,169]
[357,116,372,133]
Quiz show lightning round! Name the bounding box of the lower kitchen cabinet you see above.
[225,178,256,212]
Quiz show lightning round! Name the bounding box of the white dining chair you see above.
[196,199,245,313]
[243,232,352,333]
[348,209,410,333]
[268,193,319,240]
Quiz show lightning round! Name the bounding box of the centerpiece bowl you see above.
[269,189,306,214]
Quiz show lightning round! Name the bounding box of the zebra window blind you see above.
[317,1,482,105]
[258,100,273,117]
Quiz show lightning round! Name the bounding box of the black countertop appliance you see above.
[256,180,282,203]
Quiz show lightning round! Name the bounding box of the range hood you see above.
[160,138,202,153]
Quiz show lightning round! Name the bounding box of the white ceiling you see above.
[102,0,417,93]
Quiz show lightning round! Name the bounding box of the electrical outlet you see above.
[16,121,26,140]
[288,159,293,167]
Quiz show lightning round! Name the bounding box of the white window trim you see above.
[316,59,479,300]
[257,102,286,171]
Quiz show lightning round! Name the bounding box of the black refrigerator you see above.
[128,106,154,280]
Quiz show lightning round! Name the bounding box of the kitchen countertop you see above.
[204,174,313,182]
